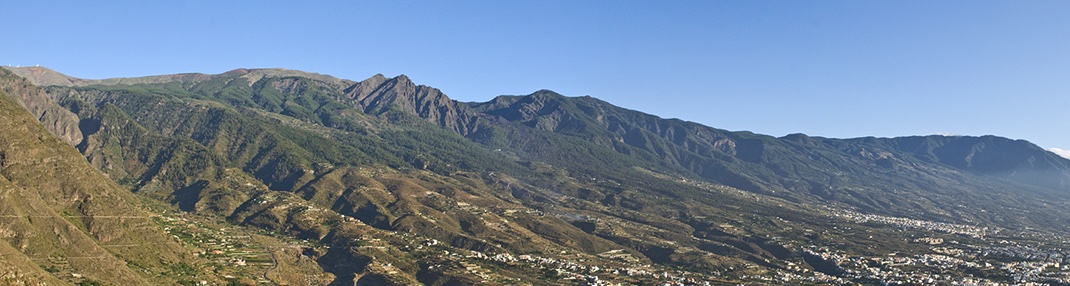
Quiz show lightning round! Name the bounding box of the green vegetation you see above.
[2,66,1069,284]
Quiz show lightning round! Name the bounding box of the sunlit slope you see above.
[0,76,221,284]
[4,66,1069,284]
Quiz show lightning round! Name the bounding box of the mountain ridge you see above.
[7,65,1068,197]
[4,65,1070,284]
[8,65,1068,210]
[9,64,1065,157]
[2,66,354,88]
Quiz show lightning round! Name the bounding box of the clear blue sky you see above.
[3,1,1069,155]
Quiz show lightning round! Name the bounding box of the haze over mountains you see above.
[2,66,1069,285]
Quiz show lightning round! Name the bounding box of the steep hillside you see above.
[470,90,1070,227]
[0,68,83,146]
[3,67,834,283]
[5,66,1070,284]
[0,72,217,285]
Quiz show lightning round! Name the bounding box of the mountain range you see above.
[1,66,1068,285]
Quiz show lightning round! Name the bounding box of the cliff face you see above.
[345,74,483,135]
[0,68,83,146]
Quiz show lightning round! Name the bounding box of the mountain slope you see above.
[5,66,1070,284]
[11,64,1070,231]
[0,71,222,285]
[4,66,835,282]
[470,90,1070,227]
[0,68,83,146]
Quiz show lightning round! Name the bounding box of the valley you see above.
[1,66,1068,285]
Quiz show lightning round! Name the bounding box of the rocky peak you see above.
[367,73,388,84]
[475,89,580,125]
[344,73,481,134]
[343,74,389,100]
[529,89,565,99]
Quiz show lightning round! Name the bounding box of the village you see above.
[140,193,1070,286]
[411,209,1070,285]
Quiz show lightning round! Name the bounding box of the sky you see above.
[3,1,1069,156]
